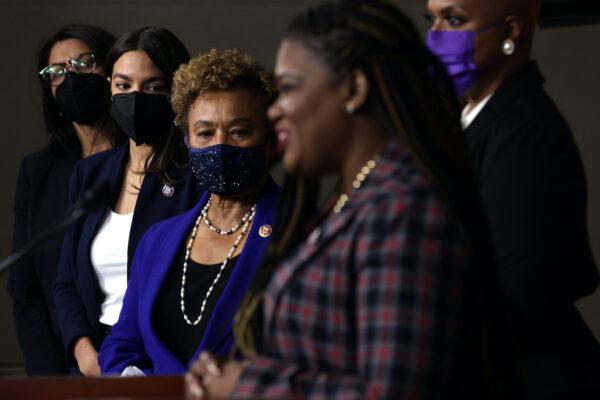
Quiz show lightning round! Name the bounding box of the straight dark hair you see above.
[105,26,190,185]
[37,24,123,156]
[234,0,519,398]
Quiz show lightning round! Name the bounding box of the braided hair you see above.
[234,1,516,397]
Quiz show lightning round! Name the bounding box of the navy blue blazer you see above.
[53,143,199,369]
[8,148,78,375]
[98,178,280,375]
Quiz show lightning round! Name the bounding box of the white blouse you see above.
[90,210,133,326]
[461,93,493,129]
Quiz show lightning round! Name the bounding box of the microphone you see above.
[0,181,112,274]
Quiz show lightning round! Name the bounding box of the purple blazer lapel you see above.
[190,178,280,363]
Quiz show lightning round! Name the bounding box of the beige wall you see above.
[0,0,598,372]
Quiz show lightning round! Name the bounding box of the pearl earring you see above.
[503,39,515,55]
[345,103,355,114]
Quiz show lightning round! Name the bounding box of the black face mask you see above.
[110,91,174,146]
[55,72,110,124]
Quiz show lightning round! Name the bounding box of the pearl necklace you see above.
[201,197,254,235]
[180,202,257,326]
[333,156,380,214]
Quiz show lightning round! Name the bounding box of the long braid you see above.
[234,175,319,357]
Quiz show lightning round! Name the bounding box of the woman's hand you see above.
[74,336,101,377]
[185,352,246,400]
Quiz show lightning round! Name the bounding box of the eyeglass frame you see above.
[38,52,97,86]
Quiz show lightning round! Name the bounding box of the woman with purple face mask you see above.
[426,1,600,399]
[98,49,281,376]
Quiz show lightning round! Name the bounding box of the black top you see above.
[7,147,78,375]
[466,61,600,399]
[153,242,239,365]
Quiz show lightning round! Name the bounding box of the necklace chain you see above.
[180,201,257,326]
[333,156,380,214]
[201,198,254,235]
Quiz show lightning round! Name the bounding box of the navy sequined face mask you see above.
[188,143,266,196]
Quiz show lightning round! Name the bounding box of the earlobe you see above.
[346,70,369,113]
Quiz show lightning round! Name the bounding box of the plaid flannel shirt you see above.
[232,139,472,400]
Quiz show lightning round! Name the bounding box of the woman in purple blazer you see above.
[99,49,280,375]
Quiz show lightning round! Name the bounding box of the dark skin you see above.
[186,88,275,264]
[184,39,391,400]
[426,0,540,108]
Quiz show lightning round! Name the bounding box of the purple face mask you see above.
[426,19,506,97]
[426,30,480,97]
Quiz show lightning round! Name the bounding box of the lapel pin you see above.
[259,224,272,238]
[161,184,175,198]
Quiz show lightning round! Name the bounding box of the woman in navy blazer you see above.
[99,49,280,375]
[53,27,198,376]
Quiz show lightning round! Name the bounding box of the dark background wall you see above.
[0,0,598,373]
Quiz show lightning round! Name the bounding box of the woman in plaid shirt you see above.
[185,0,514,398]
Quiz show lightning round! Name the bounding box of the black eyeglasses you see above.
[39,52,96,86]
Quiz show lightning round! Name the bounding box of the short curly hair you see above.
[171,48,276,130]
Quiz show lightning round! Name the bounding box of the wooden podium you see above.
[0,375,184,399]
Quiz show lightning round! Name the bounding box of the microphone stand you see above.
[0,182,112,275]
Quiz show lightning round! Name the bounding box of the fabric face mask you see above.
[426,20,504,97]
[110,91,174,146]
[426,30,481,97]
[187,140,266,196]
[55,72,110,124]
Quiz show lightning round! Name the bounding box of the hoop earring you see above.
[503,39,515,55]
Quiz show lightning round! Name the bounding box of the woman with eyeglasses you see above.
[7,24,123,376]
[53,26,200,377]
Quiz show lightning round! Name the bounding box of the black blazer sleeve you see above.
[478,114,597,314]
[7,155,69,374]
[53,161,97,366]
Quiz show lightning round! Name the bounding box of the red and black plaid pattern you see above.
[233,140,472,399]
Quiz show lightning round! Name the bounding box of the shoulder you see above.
[71,145,126,186]
[141,208,194,244]
[19,147,60,173]
[472,90,581,176]
[74,145,125,172]
[359,145,460,233]
[18,147,79,182]
[500,90,568,134]
[476,69,573,152]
